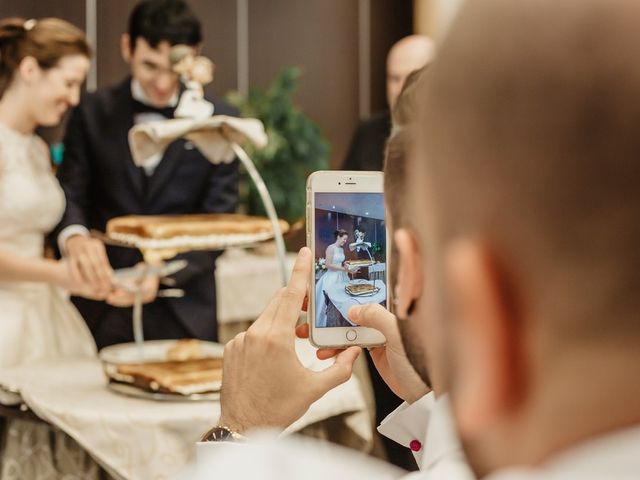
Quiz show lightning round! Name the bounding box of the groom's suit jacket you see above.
[54,77,239,349]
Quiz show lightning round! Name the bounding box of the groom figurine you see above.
[54,0,239,349]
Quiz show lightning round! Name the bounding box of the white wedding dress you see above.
[0,123,100,479]
[315,246,349,328]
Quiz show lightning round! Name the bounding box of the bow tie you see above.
[131,99,176,118]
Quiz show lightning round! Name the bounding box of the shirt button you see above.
[409,440,422,452]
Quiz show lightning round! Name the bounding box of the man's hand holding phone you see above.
[297,304,430,404]
[219,247,362,434]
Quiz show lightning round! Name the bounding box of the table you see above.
[324,279,387,321]
[215,248,298,325]
[0,339,370,480]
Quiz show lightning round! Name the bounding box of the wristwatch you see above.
[200,425,246,443]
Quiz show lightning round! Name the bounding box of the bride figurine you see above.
[170,44,215,119]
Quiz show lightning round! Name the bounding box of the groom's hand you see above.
[219,247,361,434]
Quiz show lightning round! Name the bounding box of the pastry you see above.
[112,357,223,395]
[166,338,204,361]
[107,213,289,239]
[345,260,376,268]
[346,283,377,295]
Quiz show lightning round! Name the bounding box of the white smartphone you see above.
[306,171,387,348]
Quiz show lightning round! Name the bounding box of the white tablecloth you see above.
[0,339,369,480]
[216,248,298,324]
[324,280,387,320]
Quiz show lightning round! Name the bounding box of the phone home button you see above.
[346,329,357,342]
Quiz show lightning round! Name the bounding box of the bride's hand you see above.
[56,259,109,299]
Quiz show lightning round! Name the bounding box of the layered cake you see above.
[106,339,223,396]
[113,357,223,395]
[346,283,377,296]
[107,213,289,239]
[345,260,376,269]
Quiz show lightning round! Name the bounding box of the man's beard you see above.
[397,308,433,390]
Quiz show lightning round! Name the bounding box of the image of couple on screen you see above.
[315,226,385,328]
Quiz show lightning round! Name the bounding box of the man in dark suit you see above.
[342,34,434,471]
[54,0,238,349]
[342,35,434,172]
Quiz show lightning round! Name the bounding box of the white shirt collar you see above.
[131,78,179,108]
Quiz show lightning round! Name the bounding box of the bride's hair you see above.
[0,17,91,99]
[334,229,348,239]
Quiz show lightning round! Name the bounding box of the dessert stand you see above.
[102,115,289,367]
[102,48,290,389]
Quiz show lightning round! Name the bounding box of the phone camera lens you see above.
[338,182,341,185]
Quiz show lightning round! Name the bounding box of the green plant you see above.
[226,67,330,223]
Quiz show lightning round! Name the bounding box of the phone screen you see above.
[314,192,387,328]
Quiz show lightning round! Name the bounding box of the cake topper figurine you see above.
[169,44,215,119]
[349,228,373,260]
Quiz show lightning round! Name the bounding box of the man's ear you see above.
[120,34,132,63]
[445,239,523,439]
[394,228,423,318]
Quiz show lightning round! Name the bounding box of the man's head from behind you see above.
[120,0,202,107]
[383,66,447,392]
[397,0,640,475]
[386,35,435,109]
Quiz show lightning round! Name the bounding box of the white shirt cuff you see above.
[58,224,90,256]
[419,394,473,476]
[377,392,435,466]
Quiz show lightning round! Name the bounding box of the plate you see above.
[99,339,224,365]
[107,382,219,402]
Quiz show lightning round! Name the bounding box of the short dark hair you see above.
[334,229,348,239]
[128,0,202,50]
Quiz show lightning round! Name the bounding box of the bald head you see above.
[414,0,640,343]
[386,35,435,108]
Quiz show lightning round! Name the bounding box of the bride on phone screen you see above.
[315,229,352,327]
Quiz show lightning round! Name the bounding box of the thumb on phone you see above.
[348,303,398,341]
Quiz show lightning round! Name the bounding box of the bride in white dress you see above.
[315,229,353,328]
[0,17,106,479]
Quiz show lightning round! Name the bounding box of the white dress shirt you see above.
[193,391,640,480]
[194,393,473,480]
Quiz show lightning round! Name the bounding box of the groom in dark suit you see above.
[54,0,238,349]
